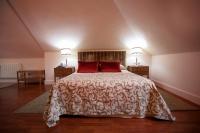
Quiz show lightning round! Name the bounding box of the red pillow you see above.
[100,62,121,72]
[77,61,98,73]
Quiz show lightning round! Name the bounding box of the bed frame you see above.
[78,51,126,66]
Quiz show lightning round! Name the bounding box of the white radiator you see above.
[0,64,22,78]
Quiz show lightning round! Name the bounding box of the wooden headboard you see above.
[78,51,126,66]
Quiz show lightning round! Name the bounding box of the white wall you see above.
[0,58,44,82]
[44,51,78,84]
[151,52,200,105]
[0,58,44,70]
[45,50,152,84]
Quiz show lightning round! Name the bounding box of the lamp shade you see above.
[60,48,71,55]
[131,47,143,55]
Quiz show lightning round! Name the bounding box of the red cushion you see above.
[77,61,98,73]
[100,62,121,72]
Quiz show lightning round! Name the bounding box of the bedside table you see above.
[127,66,149,78]
[54,66,75,82]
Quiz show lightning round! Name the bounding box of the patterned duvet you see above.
[44,70,175,127]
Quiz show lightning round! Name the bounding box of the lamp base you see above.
[65,58,67,67]
[136,57,138,66]
[135,57,140,66]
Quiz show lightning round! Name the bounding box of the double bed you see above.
[44,51,175,127]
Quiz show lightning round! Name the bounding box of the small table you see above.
[127,66,149,78]
[17,70,45,87]
[54,66,75,82]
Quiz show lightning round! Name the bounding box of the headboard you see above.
[78,51,126,66]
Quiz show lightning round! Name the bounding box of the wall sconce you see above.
[60,48,72,66]
[131,47,143,66]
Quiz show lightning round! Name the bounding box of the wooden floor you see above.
[0,84,199,133]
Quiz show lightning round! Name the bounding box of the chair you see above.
[17,71,26,88]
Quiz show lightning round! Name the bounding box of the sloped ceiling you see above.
[0,0,43,58]
[114,0,200,55]
[0,0,200,58]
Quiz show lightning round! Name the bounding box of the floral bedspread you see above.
[44,71,175,127]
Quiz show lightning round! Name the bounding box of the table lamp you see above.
[131,47,143,66]
[60,48,71,66]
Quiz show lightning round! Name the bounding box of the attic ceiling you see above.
[0,0,200,58]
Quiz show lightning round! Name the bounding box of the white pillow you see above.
[120,64,126,70]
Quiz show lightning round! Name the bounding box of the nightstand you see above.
[127,66,149,78]
[54,66,75,82]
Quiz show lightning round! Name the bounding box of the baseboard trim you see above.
[153,79,200,106]
[0,79,17,83]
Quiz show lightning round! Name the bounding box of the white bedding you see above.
[44,70,175,127]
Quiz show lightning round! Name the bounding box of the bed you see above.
[44,51,175,127]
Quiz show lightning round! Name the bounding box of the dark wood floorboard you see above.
[0,84,199,133]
